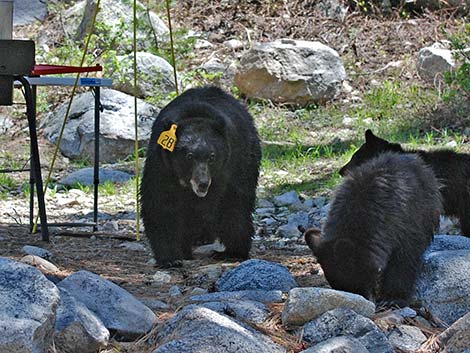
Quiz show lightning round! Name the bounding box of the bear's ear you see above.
[333,239,356,260]
[365,129,377,144]
[304,227,323,255]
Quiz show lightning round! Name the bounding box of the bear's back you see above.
[325,152,441,249]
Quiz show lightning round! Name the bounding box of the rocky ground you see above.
[1,1,470,352]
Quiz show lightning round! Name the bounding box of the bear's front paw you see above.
[155,259,184,268]
[210,250,249,262]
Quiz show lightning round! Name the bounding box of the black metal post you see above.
[29,84,37,232]
[17,76,49,241]
[93,86,100,231]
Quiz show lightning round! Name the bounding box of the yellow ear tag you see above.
[157,124,177,152]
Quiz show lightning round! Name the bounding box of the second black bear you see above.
[305,152,442,306]
[340,129,470,237]
[141,86,261,266]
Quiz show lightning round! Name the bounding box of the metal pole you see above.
[93,86,100,231]
[0,0,13,105]
[17,76,49,241]
[0,0,13,39]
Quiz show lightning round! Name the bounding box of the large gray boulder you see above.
[59,168,133,187]
[42,89,158,163]
[62,0,169,49]
[58,270,156,340]
[0,257,60,353]
[13,0,48,25]
[112,52,177,98]
[54,288,109,353]
[416,248,470,325]
[216,259,297,292]
[282,287,375,326]
[235,39,346,105]
[153,305,286,353]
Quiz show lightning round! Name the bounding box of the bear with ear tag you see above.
[141,86,261,267]
[305,151,441,306]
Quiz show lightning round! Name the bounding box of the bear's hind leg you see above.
[459,203,470,237]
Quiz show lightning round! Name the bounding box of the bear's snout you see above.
[191,163,212,198]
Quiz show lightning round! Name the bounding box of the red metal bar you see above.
[31,64,103,76]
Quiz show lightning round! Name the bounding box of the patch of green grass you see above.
[0,174,18,199]
[99,180,118,196]
[70,156,92,169]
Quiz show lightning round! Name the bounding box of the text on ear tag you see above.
[157,124,178,152]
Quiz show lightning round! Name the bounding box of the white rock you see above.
[417,43,455,83]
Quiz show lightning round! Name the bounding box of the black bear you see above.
[340,129,470,237]
[305,152,442,306]
[141,86,261,266]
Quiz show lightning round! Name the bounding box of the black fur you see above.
[340,129,470,237]
[141,86,261,266]
[306,152,442,306]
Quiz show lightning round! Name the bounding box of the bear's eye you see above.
[186,152,193,161]
[209,152,216,163]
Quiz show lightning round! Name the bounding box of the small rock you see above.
[374,307,416,331]
[139,298,169,311]
[394,307,417,319]
[201,300,270,324]
[282,287,375,326]
[193,241,225,256]
[273,191,300,206]
[152,271,172,285]
[21,245,53,259]
[276,223,302,239]
[147,258,157,265]
[119,242,146,251]
[188,264,223,287]
[387,325,426,353]
[190,290,284,304]
[195,39,214,49]
[20,255,60,274]
[276,211,309,238]
[257,199,274,208]
[301,336,369,353]
[255,207,276,218]
[169,285,182,297]
[302,308,393,353]
[216,259,297,292]
[224,39,244,50]
[190,287,208,296]
[102,220,119,232]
